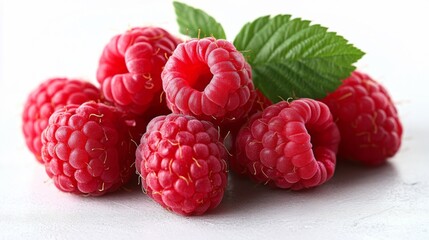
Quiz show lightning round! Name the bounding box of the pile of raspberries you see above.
[22,26,402,215]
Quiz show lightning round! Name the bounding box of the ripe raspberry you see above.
[321,71,403,166]
[136,114,227,215]
[161,37,256,125]
[22,78,101,163]
[232,98,340,190]
[41,102,136,196]
[97,27,181,115]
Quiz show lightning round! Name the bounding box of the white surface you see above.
[1,0,429,239]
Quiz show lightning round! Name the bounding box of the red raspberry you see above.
[321,71,403,166]
[136,114,227,215]
[232,98,340,190]
[22,78,101,163]
[161,37,256,125]
[97,27,181,115]
[41,102,136,196]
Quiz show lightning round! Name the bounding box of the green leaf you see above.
[173,1,226,39]
[233,15,365,102]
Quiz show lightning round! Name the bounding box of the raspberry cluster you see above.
[22,25,402,215]
[22,26,182,199]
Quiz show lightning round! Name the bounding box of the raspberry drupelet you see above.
[136,114,228,215]
[41,102,136,196]
[97,27,181,115]
[22,78,101,163]
[321,71,403,166]
[232,98,340,190]
[161,37,256,126]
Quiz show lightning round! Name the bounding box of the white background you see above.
[1,0,429,239]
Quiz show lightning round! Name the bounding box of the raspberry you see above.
[41,102,135,196]
[232,98,340,190]
[22,78,101,163]
[136,114,227,215]
[97,27,181,115]
[321,71,403,166]
[161,37,256,125]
